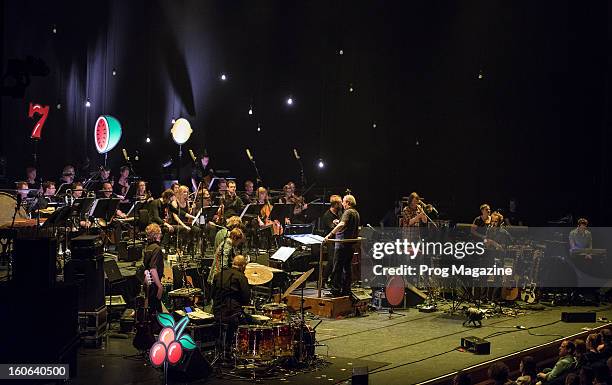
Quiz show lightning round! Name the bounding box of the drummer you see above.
[210,255,251,355]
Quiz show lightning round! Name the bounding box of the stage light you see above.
[287,97,293,106]
[171,118,176,124]
[372,122,377,128]
[52,25,57,34]
[220,73,227,81]
[171,118,193,145]
[248,107,253,115]
[85,99,91,108]
[317,159,325,169]
[339,49,344,55]
[56,103,61,110]
[416,139,420,146]
[349,84,354,93]
[257,124,261,132]
[112,68,117,76]
[478,69,484,79]
[146,136,151,143]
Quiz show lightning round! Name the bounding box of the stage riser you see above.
[286,294,354,318]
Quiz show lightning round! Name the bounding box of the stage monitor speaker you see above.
[404,283,427,307]
[352,366,369,385]
[13,237,57,287]
[167,348,211,381]
[561,312,596,323]
[461,336,491,354]
[65,255,105,311]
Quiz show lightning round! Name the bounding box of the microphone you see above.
[189,149,196,162]
[122,148,129,162]
[293,149,300,160]
[246,149,254,161]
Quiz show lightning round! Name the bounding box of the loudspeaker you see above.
[352,366,369,385]
[70,234,103,259]
[118,241,144,262]
[65,255,105,311]
[13,237,57,287]
[404,283,427,306]
[561,312,596,323]
[167,349,211,381]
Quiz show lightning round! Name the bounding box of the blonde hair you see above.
[226,216,243,230]
[145,223,162,241]
[343,194,356,207]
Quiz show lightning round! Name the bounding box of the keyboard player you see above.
[569,218,593,259]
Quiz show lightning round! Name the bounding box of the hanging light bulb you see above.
[85,99,91,108]
[146,136,151,143]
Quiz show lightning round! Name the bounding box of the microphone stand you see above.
[249,157,263,186]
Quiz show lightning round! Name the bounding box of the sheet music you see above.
[270,246,296,262]
[284,234,325,245]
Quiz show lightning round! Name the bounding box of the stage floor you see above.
[70,302,612,385]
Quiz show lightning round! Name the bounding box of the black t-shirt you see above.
[223,195,244,219]
[211,267,250,321]
[321,208,340,234]
[338,207,360,241]
[144,241,164,280]
[472,216,488,238]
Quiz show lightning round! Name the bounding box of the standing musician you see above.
[400,192,428,243]
[190,150,213,193]
[114,166,131,200]
[471,203,492,241]
[210,254,250,356]
[321,195,343,287]
[143,223,165,315]
[324,194,360,297]
[58,165,75,188]
[208,228,246,285]
[220,180,244,220]
[147,189,176,234]
[242,180,256,204]
[25,166,37,188]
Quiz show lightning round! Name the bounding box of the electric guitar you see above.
[520,253,540,304]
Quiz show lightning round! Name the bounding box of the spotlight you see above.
[317,159,325,169]
[257,124,261,132]
[52,25,57,34]
[56,103,61,110]
[171,118,176,124]
[248,107,253,115]
[477,70,484,79]
[112,68,117,76]
[146,136,151,143]
[416,139,420,146]
[372,122,377,128]
[287,97,293,106]
[349,84,354,93]
[220,73,227,81]
[85,99,91,108]
[339,49,344,55]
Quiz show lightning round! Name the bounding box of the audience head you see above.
[593,362,610,385]
[452,371,472,385]
[587,333,602,352]
[520,356,537,377]
[487,362,510,385]
[564,373,579,385]
[559,340,575,358]
[574,339,586,357]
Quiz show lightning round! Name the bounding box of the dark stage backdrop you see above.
[1,0,611,225]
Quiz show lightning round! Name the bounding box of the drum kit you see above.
[228,267,319,371]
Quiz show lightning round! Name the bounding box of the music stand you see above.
[201,206,219,224]
[90,198,120,223]
[208,177,236,191]
[303,202,329,226]
[239,203,263,220]
[41,205,72,228]
[270,203,294,224]
[55,182,72,197]
[123,182,138,201]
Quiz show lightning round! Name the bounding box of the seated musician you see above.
[208,228,246,285]
[135,180,152,202]
[15,181,29,201]
[144,223,165,315]
[58,165,75,188]
[147,189,176,233]
[170,185,201,253]
[242,180,255,204]
[99,167,112,184]
[42,181,56,196]
[569,218,593,258]
[114,166,130,201]
[98,182,127,218]
[210,254,250,356]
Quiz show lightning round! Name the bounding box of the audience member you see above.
[563,373,579,385]
[453,371,472,385]
[516,356,537,385]
[592,363,610,385]
[537,340,576,384]
[489,362,516,385]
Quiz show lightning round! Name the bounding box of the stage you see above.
[69,302,612,385]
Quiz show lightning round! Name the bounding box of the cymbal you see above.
[282,268,314,299]
[244,266,273,286]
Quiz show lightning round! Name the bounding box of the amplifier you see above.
[561,312,596,323]
[461,336,490,354]
[71,234,103,259]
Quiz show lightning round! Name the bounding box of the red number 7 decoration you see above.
[28,102,50,139]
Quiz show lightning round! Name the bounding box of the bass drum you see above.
[0,192,27,226]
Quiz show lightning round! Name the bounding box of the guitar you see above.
[500,257,520,301]
[520,252,541,303]
[133,270,155,351]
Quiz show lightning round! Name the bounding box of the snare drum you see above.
[271,322,294,357]
[261,303,288,322]
[235,325,274,361]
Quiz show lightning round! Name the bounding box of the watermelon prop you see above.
[94,115,122,154]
